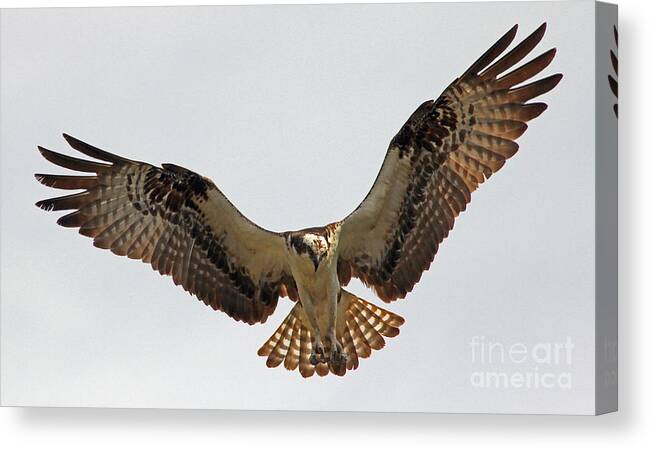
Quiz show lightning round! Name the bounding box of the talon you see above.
[312,340,326,364]
[329,339,347,364]
[329,340,348,375]
[335,350,348,364]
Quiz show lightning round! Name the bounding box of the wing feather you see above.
[36,135,294,324]
[338,24,562,302]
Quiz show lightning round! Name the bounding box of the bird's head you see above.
[288,231,329,272]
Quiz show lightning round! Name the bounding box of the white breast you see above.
[289,252,338,303]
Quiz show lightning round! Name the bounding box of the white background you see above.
[0,0,647,447]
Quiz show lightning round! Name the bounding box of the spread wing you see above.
[337,23,562,302]
[36,134,296,324]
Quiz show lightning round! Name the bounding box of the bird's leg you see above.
[300,293,326,365]
[327,291,346,367]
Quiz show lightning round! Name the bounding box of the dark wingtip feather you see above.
[614,25,618,46]
[495,47,558,89]
[62,133,80,147]
[57,211,85,228]
[608,75,618,97]
[37,145,111,173]
[545,73,564,92]
[35,199,49,210]
[461,24,519,79]
[33,191,93,212]
[527,23,547,49]
[521,21,548,46]
[34,173,98,190]
[480,23,548,80]
[507,73,562,103]
[539,72,563,89]
[62,133,131,164]
[523,102,548,121]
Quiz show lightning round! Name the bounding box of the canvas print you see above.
[0,1,617,414]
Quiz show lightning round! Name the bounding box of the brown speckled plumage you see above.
[36,134,290,325]
[338,23,562,303]
[36,24,560,378]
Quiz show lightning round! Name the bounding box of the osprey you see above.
[35,24,561,377]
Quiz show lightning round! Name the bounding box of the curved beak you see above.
[310,253,326,272]
[310,254,320,272]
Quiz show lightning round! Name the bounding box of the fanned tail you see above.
[257,289,404,377]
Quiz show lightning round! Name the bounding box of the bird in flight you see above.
[35,23,561,378]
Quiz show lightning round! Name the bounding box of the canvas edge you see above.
[594,0,619,416]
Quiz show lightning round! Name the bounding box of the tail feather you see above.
[257,312,289,357]
[358,299,405,329]
[342,325,360,370]
[298,325,315,378]
[361,306,400,337]
[266,314,295,368]
[350,301,386,350]
[316,360,330,377]
[347,311,372,358]
[257,289,404,377]
[283,318,301,371]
